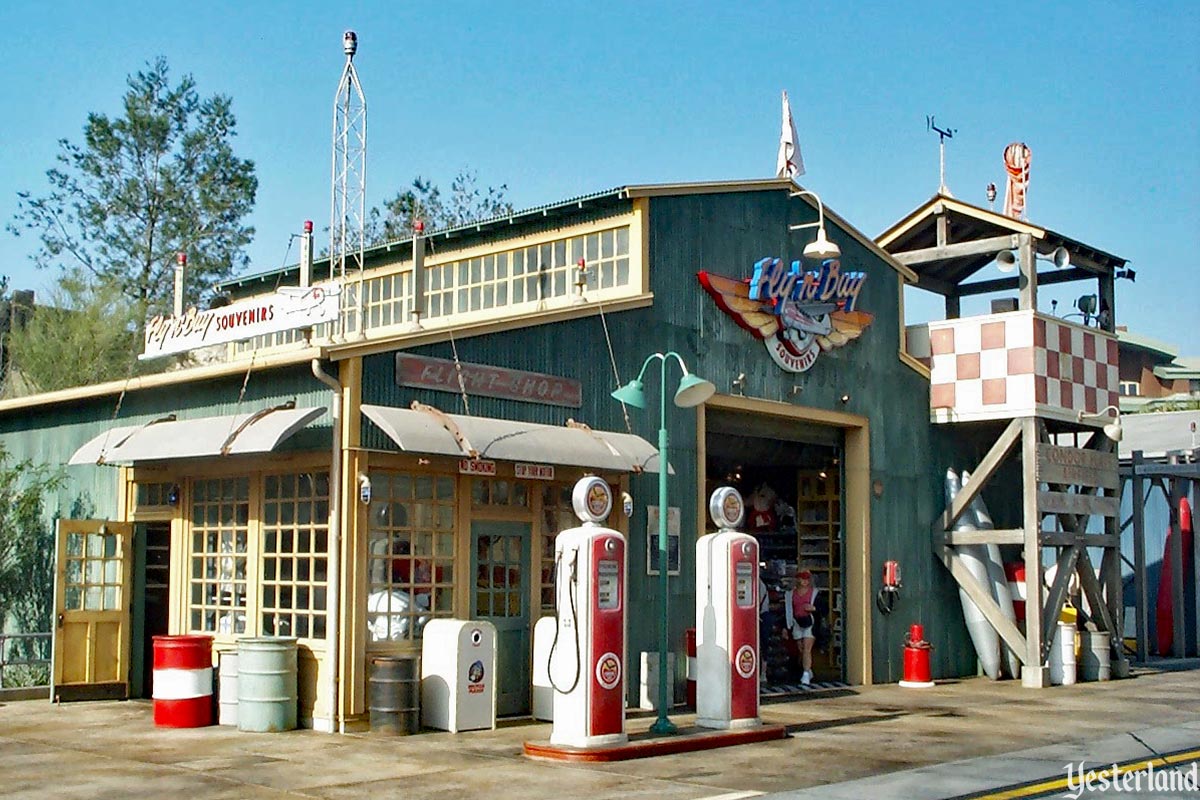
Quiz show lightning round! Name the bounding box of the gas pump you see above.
[696,487,761,730]
[548,476,628,748]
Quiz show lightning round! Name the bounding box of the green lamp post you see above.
[611,352,715,735]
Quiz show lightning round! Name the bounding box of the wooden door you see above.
[52,520,133,702]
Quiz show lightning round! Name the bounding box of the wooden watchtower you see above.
[880,194,1131,686]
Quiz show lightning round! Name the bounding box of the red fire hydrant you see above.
[899,623,935,688]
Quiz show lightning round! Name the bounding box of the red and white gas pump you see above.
[696,487,761,730]
[548,476,628,748]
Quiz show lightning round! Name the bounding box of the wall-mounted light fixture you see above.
[1077,404,1123,442]
[840,393,850,404]
[788,190,841,260]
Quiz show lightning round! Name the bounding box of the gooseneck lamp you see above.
[611,352,715,734]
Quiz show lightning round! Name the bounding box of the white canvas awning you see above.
[69,404,326,466]
[362,404,667,473]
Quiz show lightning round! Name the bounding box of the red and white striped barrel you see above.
[1004,563,1026,622]
[684,628,697,707]
[152,635,214,728]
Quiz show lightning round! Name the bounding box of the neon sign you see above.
[698,258,873,373]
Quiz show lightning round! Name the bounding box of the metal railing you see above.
[0,632,51,689]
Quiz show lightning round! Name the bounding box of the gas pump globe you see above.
[696,486,762,730]
[547,477,628,748]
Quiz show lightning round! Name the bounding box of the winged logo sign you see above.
[697,258,872,373]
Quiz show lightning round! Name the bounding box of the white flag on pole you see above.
[776,90,805,179]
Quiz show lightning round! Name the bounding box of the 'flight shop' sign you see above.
[141,284,342,360]
[697,258,873,373]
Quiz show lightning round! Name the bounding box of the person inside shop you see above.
[784,568,820,686]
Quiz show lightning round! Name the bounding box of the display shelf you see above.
[795,470,842,680]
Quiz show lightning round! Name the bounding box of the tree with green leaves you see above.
[8,57,258,321]
[366,168,515,244]
[0,443,65,679]
[2,270,145,397]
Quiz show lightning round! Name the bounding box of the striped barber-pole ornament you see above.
[152,635,214,728]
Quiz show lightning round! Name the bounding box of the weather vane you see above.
[926,115,957,196]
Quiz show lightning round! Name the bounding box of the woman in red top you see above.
[785,569,820,686]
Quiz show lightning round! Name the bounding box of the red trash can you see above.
[152,635,214,728]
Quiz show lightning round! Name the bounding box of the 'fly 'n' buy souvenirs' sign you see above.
[698,258,872,373]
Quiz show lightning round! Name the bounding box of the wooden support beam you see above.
[1041,547,1079,658]
[931,418,1023,536]
[1038,491,1119,518]
[944,294,961,319]
[1076,548,1119,639]
[937,544,1028,662]
[957,267,1098,297]
[1131,451,1148,662]
[1018,233,1037,312]
[1039,532,1120,547]
[891,235,1018,265]
[1100,528,1131,677]
[910,272,958,297]
[1169,475,1188,657]
[1132,463,1200,478]
[941,528,1025,546]
[1022,417,1047,685]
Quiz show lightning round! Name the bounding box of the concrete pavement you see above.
[2,661,1199,799]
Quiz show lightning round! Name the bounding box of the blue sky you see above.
[1,2,1196,351]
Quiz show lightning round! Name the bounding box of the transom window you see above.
[471,478,529,508]
[366,472,457,643]
[134,481,177,509]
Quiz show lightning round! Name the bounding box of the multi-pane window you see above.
[229,225,633,360]
[135,481,177,509]
[261,471,331,640]
[539,484,577,613]
[363,271,410,330]
[189,477,250,634]
[471,478,529,508]
[62,530,123,611]
[425,226,632,320]
[475,531,524,618]
[366,472,456,643]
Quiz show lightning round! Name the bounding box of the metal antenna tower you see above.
[926,115,956,196]
[331,30,366,339]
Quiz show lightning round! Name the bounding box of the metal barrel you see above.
[236,637,298,732]
[1049,622,1077,686]
[217,650,239,726]
[1079,631,1112,682]
[369,655,420,735]
[152,635,213,728]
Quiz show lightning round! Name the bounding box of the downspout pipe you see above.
[312,358,342,733]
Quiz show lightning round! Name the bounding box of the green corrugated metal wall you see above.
[361,187,976,685]
[0,364,336,524]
